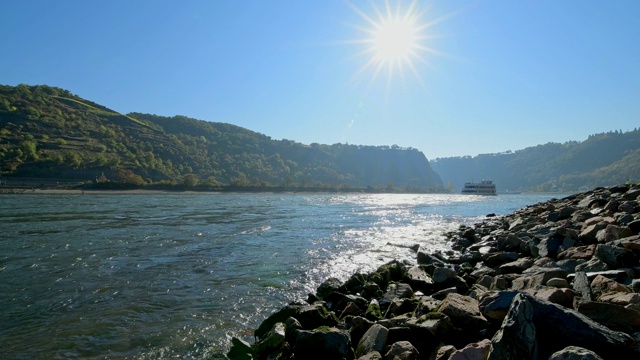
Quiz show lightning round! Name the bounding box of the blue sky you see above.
[2,1,639,159]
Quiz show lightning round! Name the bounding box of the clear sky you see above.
[2,1,639,159]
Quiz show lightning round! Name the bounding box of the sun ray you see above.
[345,0,453,91]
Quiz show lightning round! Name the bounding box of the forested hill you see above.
[431,129,640,193]
[0,84,443,190]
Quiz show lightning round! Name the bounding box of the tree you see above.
[113,169,145,186]
[182,173,200,187]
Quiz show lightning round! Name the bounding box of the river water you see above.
[0,192,568,359]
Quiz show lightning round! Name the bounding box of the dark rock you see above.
[284,316,302,340]
[479,290,521,322]
[317,277,343,299]
[355,324,389,358]
[535,237,564,259]
[255,304,300,340]
[295,327,352,360]
[227,337,254,360]
[295,303,338,330]
[417,251,445,266]
[253,322,286,356]
[345,316,373,349]
[484,251,519,268]
[386,326,412,345]
[628,219,640,235]
[554,259,582,273]
[499,257,534,274]
[524,292,637,359]
[432,267,457,284]
[548,346,604,360]
[595,243,637,268]
[488,293,538,360]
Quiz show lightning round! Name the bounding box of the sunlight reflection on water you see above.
[0,192,566,358]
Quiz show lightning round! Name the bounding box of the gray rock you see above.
[548,346,604,360]
[536,237,564,258]
[547,277,570,288]
[404,266,433,291]
[384,341,420,360]
[432,267,457,283]
[438,293,488,332]
[357,351,382,360]
[572,271,593,302]
[356,324,389,358]
[488,293,538,360]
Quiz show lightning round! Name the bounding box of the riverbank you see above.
[230,184,640,359]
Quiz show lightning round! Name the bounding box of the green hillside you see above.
[431,129,640,193]
[0,84,443,191]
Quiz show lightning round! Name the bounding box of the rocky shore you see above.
[229,184,640,360]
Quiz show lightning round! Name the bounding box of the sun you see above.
[348,0,441,87]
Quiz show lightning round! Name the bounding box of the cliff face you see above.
[0,84,442,189]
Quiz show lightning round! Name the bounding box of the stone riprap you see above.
[229,184,640,360]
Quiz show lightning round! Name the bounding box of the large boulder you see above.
[355,324,389,358]
[548,346,604,360]
[594,244,637,268]
[294,303,338,330]
[383,341,420,360]
[316,277,343,299]
[253,322,286,357]
[438,293,489,332]
[254,305,300,340]
[488,293,538,360]
[574,300,640,334]
[448,339,492,360]
[294,327,352,360]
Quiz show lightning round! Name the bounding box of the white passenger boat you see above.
[461,180,497,195]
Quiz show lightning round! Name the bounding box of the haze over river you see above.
[0,192,568,359]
